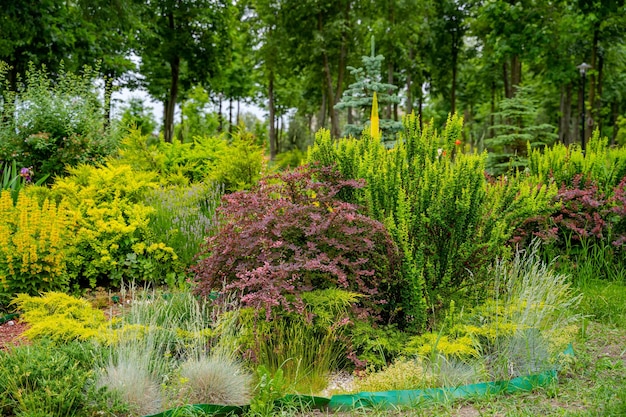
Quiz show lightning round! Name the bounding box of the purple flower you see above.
[19,167,33,183]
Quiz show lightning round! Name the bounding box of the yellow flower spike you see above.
[370,92,380,140]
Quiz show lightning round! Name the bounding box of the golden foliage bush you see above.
[0,191,75,304]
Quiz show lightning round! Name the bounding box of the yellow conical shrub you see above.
[370,92,380,140]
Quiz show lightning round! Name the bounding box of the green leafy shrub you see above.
[0,191,75,306]
[0,339,119,417]
[208,127,266,192]
[308,114,508,327]
[192,165,411,327]
[528,133,626,194]
[112,126,266,190]
[0,63,116,181]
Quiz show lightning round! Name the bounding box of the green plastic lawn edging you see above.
[143,345,574,417]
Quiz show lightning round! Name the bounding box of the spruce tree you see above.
[487,85,558,175]
[335,36,402,146]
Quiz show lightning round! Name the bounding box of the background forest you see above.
[2,0,626,168]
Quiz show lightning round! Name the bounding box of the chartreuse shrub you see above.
[308,114,509,327]
[191,165,410,327]
[0,190,76,306]
[11,292,110,343]
[112,125,266,190]
[35,163,180,289]
[0,63,116,181]
[528,133,626,193]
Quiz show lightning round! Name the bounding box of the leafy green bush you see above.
[308,114,508,328]
[112,126,266,190]
[528,133,626,194]
[0,339,123,417]
[0,63,116,181]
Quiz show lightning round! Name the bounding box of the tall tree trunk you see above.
[559,83,572,145]
[322,51,340,137]
[218,95,223,132]
[387,62,394,119]
[587,27,599,141]
[164,55,180,143]
[574,79,583,147]
[318,91,327,130]
[268,71,277,160]
[228,98,233,134]
[418,82,423,131]
[511,55,522,90]
[610,100,619,146]
[559,86,567,144]
[489,80,496,139]
[451,43,458,115]
[406,49,414,115]
[503,62,512,99]
[103,74,113,128]
[236,100,240,126]
[595,54,604,134]
[276,116,283,154]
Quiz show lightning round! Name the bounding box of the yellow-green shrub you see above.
[352,358,436,392]
[11,292,110,343]
[34,164,179,289]
[404,333,478,360]
[0,191,75,305]
[111,127,266,190]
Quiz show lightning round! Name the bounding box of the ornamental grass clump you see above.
[144,182,223,269]
[175,355,252,405]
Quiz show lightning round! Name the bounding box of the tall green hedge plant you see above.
[308,114,510,329]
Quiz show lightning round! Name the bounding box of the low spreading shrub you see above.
[10,292,109,343]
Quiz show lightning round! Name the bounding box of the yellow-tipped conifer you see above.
[370,92,380,140]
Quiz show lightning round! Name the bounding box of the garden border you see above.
[144,345,574,416]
